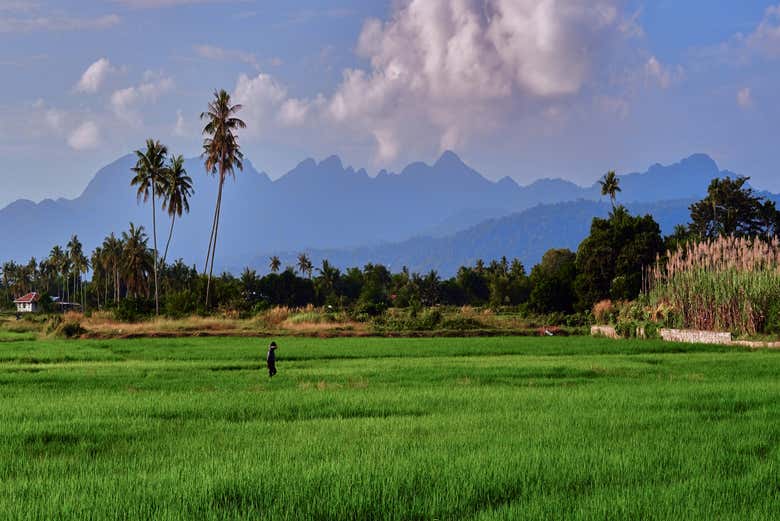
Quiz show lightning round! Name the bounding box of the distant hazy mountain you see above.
[259,199,695,277]
[0,150,740,272]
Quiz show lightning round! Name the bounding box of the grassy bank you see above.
[0,307,587,339]
[0,336,778,519]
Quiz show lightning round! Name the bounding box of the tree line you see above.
[3,89,778,320]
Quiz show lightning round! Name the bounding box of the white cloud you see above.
[233,72,317,134]
[323,0,629,161]
[75,58,115,93]
[746,5,780,57]
[701,5,780,63]
[228,0,659,165]
[68,121,100,150]
[0,14,119,33]
[644,56,684,89]
[110,72,174,125]
[737,87,753,109]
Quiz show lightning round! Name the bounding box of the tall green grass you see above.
[647,236,780,335]
[0,336,778,520]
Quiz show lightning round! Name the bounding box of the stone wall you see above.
[659,328,732,345]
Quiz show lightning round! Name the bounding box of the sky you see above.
[1,0,780,208]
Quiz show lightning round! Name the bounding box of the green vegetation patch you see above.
[0,336,778,520]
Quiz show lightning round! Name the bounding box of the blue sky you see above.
[1,0,780,208]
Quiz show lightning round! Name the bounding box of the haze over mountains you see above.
[0,151,751,275]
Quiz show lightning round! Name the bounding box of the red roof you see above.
[14,292,40,304]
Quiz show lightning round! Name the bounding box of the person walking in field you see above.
[266,341,278,377]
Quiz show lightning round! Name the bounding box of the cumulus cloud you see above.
[233,72,317,134]
[68,121,100,150]
[737,87,753,109]
[322,0,628,161]
[75,58,115,93]
[229,0,658,164]
[110,72,174,125]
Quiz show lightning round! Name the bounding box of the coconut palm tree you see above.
[160,154,194,265]
[102,233,123,303]
[47,246,66,298]
[122,223,153,299]
[316,259,340,296]
[131,139,168,315]
[269,256,281,273]
[67,235,87,305]
[201,89,246,309]
[599,170,621,209]
[70,247,89,310]
[90,247,104,309]
[297,253,313,278]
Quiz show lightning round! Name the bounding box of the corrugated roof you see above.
[14,292,40,303]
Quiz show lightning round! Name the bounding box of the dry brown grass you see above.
[592,300,614,324]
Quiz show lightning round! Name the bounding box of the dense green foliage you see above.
[528,249,576,313]
[574,206,664,310]
[688,176,780,239]
[0,336,778,520]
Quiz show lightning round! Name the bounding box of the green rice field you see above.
[0,336,778,520]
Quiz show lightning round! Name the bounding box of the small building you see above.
[14,292,41,313]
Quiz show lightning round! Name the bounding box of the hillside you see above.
[0,151,735,272]
[259,199,694,276]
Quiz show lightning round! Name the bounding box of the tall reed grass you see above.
[646,236,780,335]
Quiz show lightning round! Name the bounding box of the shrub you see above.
[765,301,780,335]
[114,298,153,323]
[592,300,615,324]
[615,319,638,339]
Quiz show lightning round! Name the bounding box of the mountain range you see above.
[0,151,751,275]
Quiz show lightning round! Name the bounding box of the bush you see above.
[441,317,485,330]
[615,319,638,339]
[114,298,153,323]
[353,300,387,318]
[59,321,86,338]
[164,291,199,318]
[765,301,780,335]
[592,300,616,324]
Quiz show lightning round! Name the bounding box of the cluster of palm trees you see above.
[1,236,89,307]
[131,89,243,314]
[130,140,193,314]
[267,253,315,279]
[0,225,162,309]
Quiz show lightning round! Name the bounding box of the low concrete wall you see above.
[590,325,619,339]
[660,328,732,345]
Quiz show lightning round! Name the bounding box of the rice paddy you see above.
[0,336,778,520]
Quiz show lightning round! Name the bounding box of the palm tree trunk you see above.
[206,175,225,310]
[162,214,176,266]
[152,183,159,316]
[204,181,221,274]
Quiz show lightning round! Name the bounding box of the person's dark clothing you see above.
[266,346,277,377]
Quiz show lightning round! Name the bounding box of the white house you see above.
[14,292,41,313]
